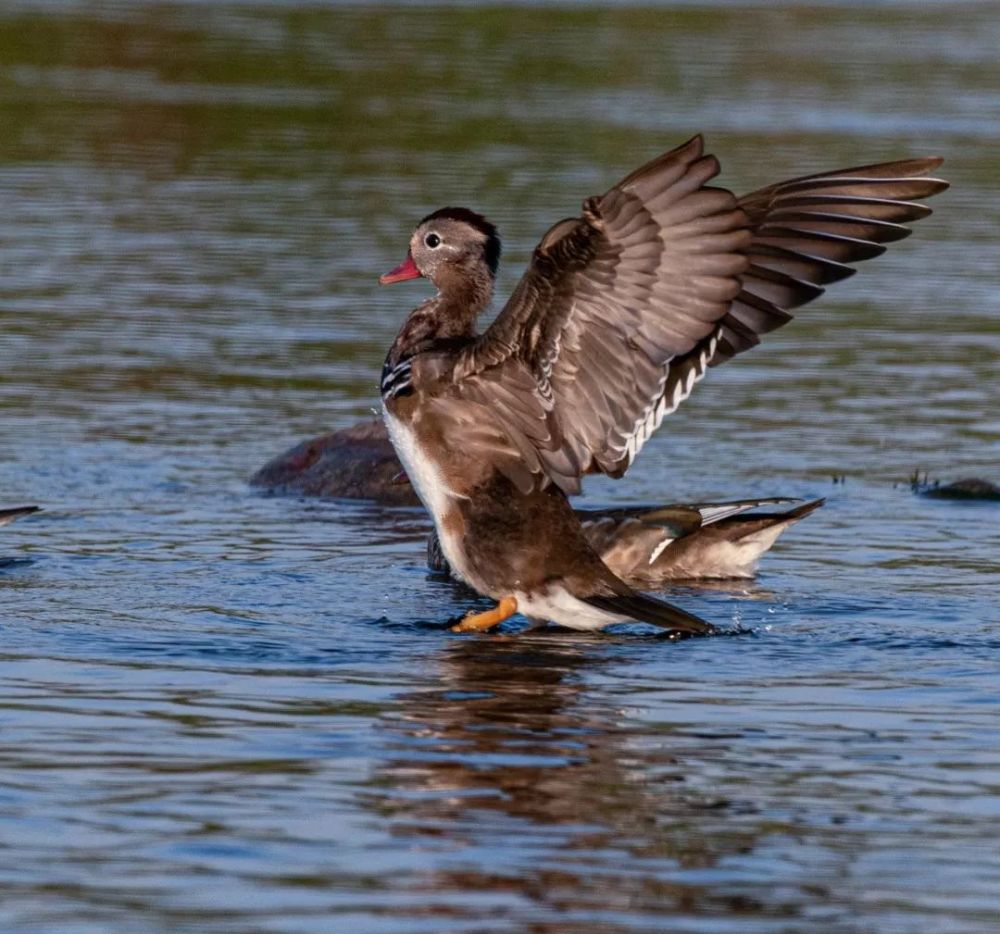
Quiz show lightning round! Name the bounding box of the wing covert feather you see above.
[450,135,751,492]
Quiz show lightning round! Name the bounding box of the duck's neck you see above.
[391,269,494,360]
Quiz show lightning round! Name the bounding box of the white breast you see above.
[382,405,472,583]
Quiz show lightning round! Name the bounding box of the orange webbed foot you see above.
[450,596,518,633]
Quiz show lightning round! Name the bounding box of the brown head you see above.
[379,207,501,291]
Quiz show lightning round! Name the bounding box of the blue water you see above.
[1,3,998,931]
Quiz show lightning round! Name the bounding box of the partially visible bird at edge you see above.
[0,506,40,528]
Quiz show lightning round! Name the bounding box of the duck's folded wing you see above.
[444,135,752,494]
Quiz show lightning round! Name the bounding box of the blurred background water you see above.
[0,2,998,932]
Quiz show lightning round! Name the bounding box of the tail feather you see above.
[777,497,825,522]
[728,497,825,537]
[583,591,715,636]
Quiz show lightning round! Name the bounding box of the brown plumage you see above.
[428,498,824,585]
[577,498,825,584]
[379,136,946,634]
[249,418,820,579]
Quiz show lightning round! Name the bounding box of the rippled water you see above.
[1,3,998,931]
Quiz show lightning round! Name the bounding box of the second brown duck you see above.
[429,497,824,585]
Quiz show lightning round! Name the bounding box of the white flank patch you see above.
[516,587,626,631]
[648,535,675,565]
[382,406,472,583]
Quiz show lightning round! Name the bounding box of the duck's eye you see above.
[424,233,441,249]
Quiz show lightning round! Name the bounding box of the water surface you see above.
[1,3,998,932]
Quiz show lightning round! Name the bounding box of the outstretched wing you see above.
[622,157,948,430]
[707,156,947,366]
[421,142,946,497]
[442,135,752,494]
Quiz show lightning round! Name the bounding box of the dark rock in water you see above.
[911,472,1000,501]
[250,420,419,505]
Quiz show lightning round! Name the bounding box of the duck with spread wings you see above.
[379,135,946,635]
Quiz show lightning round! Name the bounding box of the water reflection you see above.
[372,637,770,922]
